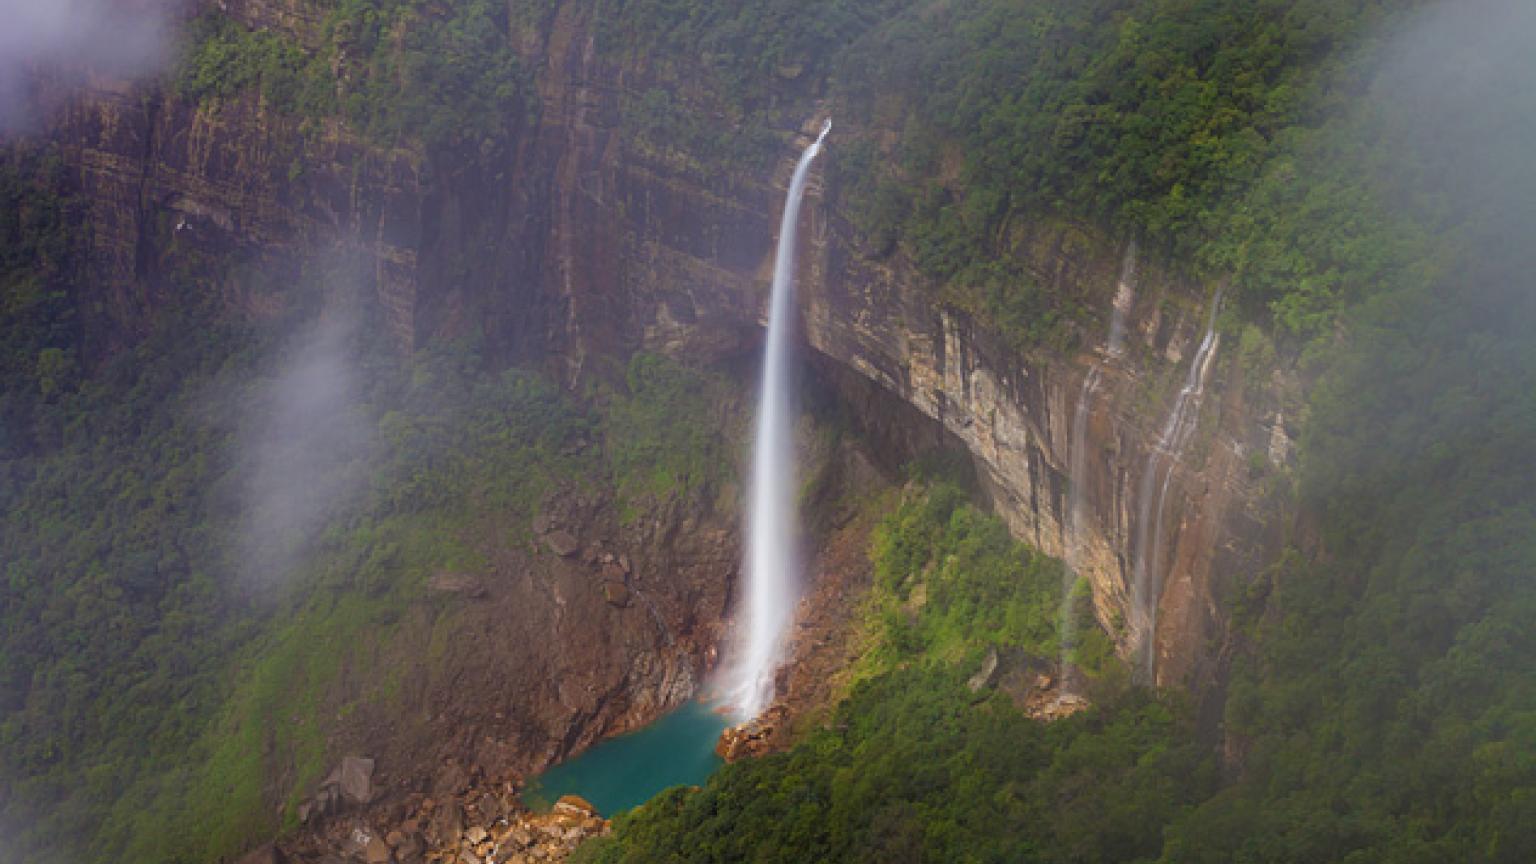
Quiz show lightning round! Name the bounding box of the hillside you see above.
[2,1,1534,862]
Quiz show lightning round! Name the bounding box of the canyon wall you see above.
[19,0,1297,703]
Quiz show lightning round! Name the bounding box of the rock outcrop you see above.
[12,0,1297,835]
[280,771,609,864]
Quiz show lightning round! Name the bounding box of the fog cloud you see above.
[0,0,178,133]
[237,311,376,589]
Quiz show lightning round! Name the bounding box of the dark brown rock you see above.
[431,802,464,846]
[235,844,286,864]
[601,580,631,607]
[543,531,580,558]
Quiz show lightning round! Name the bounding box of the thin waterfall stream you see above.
[1130,286,1224,684]
[727,120,831,720]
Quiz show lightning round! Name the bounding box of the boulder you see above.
[434,761,470,795]
[553,795,597,817]
[477,791,504,822]
[716,720,772,762]
[235,844,286,864]
[428,571,487,599]
[431,802,464,845]
[543,531,580,558]
[339,756,376,806]
[394,833,426,864]
[967,647,1000,692]
[601,580,631,607]
[363,836,394,864]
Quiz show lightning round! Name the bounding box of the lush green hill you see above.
[5,0,1536,861]
[587,1,1536,861]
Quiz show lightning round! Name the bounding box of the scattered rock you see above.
[235,844,286,864]
[477,791,504,822]
[543,531,580,558]
[429,571,488,599]
[340,756,376,806]
[364,835,394,864]
[601,580,631,607]
[435,762,470,795]
[553,795,597,817]
[466,826,489,845]
[432,802,464,845]
[967,647,1000,692]
[395,833,426,864]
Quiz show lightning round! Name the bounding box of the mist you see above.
[0,0,178,133]
[235,310,375,590]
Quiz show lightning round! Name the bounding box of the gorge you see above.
[3,1,1536,863]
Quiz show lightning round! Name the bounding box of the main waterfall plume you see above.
[1130,286,1223,684]
[728,119,831,720]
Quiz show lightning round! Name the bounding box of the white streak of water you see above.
[1129,286,1223,684]
[729,120,830,720]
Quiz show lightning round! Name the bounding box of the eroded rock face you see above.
[21,0,1292,772]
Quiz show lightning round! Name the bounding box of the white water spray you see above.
[1130,286,1224,684]
[1060,242,1138,699]
[729,120,831,720]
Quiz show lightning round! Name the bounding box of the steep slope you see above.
[6,0,1535,862]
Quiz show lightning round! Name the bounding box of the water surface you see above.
[523,700,729,815]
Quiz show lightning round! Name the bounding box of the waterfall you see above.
[729,119,831,720]
[1060,242,1137,701]
[1129,286,1224,684]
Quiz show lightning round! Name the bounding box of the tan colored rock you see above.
[554,795,596,816]
[364,835,394,864]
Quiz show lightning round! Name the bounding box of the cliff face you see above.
[23,0,1293,708]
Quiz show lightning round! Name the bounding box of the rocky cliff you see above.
[19,0,1294,727]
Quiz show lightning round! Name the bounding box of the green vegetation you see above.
[594,1,1536,860]
[0,275,737,861]
[595,0,910,173]
[590,482,1193,863]
[175,0,528,147]
[10,1,1536,862]
[829,0,1430,344]
[0,148,75,455]
[0,306,507,861]
[860,481,1119,687]
[603,352,734,509]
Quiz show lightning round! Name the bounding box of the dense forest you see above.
[3,0,1536,862]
